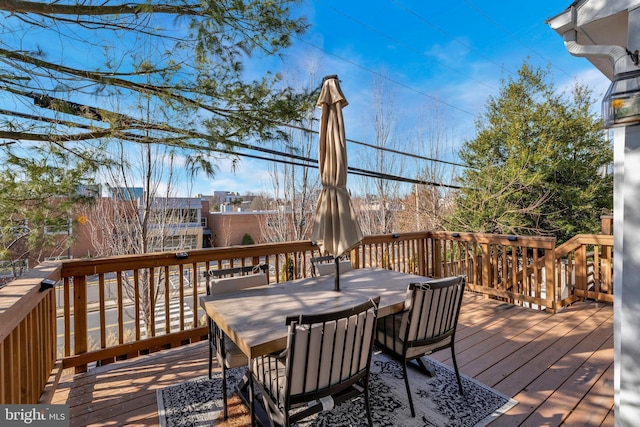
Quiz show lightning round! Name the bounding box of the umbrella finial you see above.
[322,74,339,83]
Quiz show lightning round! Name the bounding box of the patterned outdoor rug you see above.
[157,352,517,427]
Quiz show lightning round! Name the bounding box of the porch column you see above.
[615,124,640,425]
[615,7,640,425]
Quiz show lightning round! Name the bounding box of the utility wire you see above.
[389,0,517,78]
[461,0,573,79]
[294,37,477,118]
[4,88,472,170]
[319,1,497,92]
[5,97,465,189]
[222,146,463,189]
[282,120,470,170]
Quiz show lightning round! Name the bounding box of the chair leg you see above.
[249,369,257,427]
[402,359,416,417]
[208,341,213,379]
[208,320,213,379]
[363,379,374,427]
[450,344,464,395]
[221,365,228,420]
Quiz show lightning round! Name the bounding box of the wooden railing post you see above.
[481,242,491,288]
[433,238,442,277]
[351,247,360,269]
[545,247,557,313]
[575,244,587,299]
[417,238,426,276]
[73,275,88,373]
[554,235,613,305]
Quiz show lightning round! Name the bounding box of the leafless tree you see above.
[262,68,320,245]
[357,74,404,236]
[395,101,460,232]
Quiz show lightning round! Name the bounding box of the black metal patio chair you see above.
[204,264,268,420]
[250,296,380,426]
[375,275,466,417]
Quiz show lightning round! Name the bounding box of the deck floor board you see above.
[51,293,614,426]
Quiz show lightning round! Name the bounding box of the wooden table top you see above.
[200,268,429,358]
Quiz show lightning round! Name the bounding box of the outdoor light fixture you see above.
[602,69,640,128]
[39,279,56,292]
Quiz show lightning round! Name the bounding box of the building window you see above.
[161,235,198,251]
[9,219,29,236]
[160,208,199,224]
[44,217,70,235]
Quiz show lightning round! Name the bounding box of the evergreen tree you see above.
[448,62,612,243]
[0,1,311,266]
[241,233,254,245]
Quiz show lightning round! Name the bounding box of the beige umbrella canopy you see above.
[311,75,363,291]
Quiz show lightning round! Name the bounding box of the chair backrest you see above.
[205,264,268,296]
[401,276,466,349]
[311,256,353,277]
[284,296,380,404]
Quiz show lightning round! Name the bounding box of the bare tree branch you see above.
[2,0,202,16]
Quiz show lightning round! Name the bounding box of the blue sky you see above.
[1,1,612,198]
[202,0,612,197]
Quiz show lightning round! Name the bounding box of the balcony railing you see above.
[0,230,614,404]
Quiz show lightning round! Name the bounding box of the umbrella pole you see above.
[334,257,340,292]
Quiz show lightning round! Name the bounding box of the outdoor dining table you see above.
[200,267,429,360]
[199,267,431,425]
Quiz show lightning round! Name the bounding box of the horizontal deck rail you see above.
[0,230,615,403]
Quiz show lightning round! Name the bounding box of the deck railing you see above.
[0,262,60,404]
[554,234,614,305]
[0,230,615,404]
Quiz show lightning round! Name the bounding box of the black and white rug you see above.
[157,353,517,427]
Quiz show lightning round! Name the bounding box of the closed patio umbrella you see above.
[311,75,363,291]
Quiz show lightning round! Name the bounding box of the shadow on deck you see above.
[51,293,614,426]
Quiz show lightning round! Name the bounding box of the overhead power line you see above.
[16,90,471,170]
[388,0,517,79]
[10,93,466,189]
[319,1,497,92]
[220,146,463,189]
[461,0,573,79]
[281,121,470,170]
[294,37,477,118]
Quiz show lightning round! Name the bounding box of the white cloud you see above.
[557,67,611,98]
[192,157,276,196]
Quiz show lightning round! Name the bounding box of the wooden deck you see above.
[50,292,614,426]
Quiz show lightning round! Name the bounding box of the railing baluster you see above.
[163,265,170,335]
[149,268,156,338]
[99,273,106,349]
[72,275,88,373]
[132,269,139,341]
[179,264,185,331]
[117,271,124,344]
[63,276,71,357]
